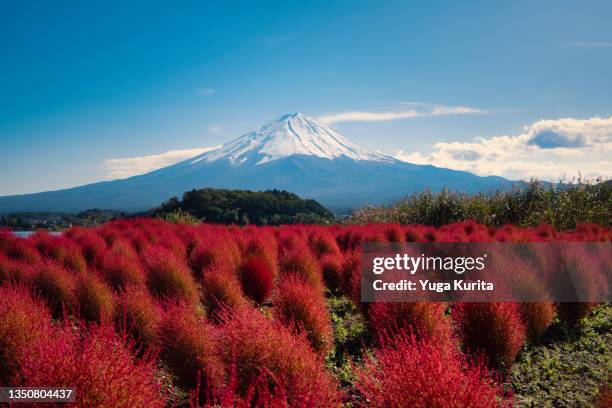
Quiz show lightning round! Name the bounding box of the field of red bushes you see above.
[0,220,610,407]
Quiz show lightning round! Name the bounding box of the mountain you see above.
[0,112,511,213]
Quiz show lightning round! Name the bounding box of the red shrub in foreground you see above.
[355,331,509,408]
[519,302,556,342]
[279,250,323,290]
[319,253,344,291]
[384,224,405,243]
[157,303,223,398]
[273,277,333,354]
[0,255,34,284]
[75,273,115,323]
[201,265,248,318]
[65,227,108,266]
[32,233,87,273]
[598,382,612,408]
[309,231,340,258]
[453,302,526,371]
[29,263,77,318]
[19,324,166,407]
[115,285,161,348]
[143,249,199,304]
[242,234,278,277]
[99,249,146,289]
[189,236,240,277]
[0,286,51,385]
[238,255,275,303]
[0,232,41,264]
[217,308,339,407]
[368,301,452,344]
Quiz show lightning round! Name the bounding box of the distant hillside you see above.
[151,188,334,225]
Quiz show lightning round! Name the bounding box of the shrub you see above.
[115,285,161,348]
[75,273,115,323]
[0,286,51,385]
[143,249,198,304]
[309,232,340,258]
[100,249,146,290]
[242,235,278,278]
[0,256,34,284]
[598,381,612,408]
[368,301,452,344]
[0,233,41,264]
[279,250,323,290]
[201,265,248,318]
[217,308,339,406]
[19,324,166,407]
[238,255,274,304]
[189,237,240,277]
[519,302,556,342]
[29,263,77,318]
[453,302,526,371]
[32,233,87,273]
[384,224,405,243]
[273,277,333,354]
[319,253,344,291]
[355,330,509,408]
[66,227,107,266]
[157,303,222,397]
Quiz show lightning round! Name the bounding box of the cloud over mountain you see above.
[104,147,219,179]
[396,116,612,181]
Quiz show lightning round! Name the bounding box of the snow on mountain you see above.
[189,112,393,166]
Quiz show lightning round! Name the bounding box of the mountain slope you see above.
[0,113,512,213]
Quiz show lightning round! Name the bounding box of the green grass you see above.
[348,180,611,229]
[511,304,612,407]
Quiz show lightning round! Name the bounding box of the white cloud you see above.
[104,147,219,179]
[196,88,216,96]
[317,104,483,125]
[395,116,612,181]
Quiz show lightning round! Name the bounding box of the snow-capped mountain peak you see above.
[190,112,394,166]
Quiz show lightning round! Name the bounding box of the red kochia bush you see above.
[189,236,241,277]
[453,302,526,371]
[319,253,344,291]
[157,303,222,397]
[19,324,166,407]
[273,277,333,354]
[519,302,556,342]
[280,250,323,290]
[99,247,146,289]
[238,255,275,303]
[0,255,35,284]
[368,301,452,345]
[355,331,509,408]
[0,232,41,264]
[0,286,51,385]
[75,273,115,323]
[115,285,161,348]
[201,265,248,318]
[309,231,340,258]
[142,248,199,304]
[32,233,87,273]
[29,263,77,318]
[217,308,339,407]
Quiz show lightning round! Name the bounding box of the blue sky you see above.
[1,0,611,195]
